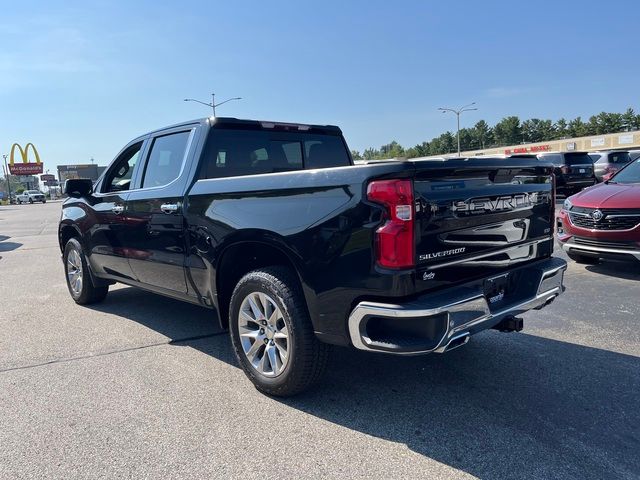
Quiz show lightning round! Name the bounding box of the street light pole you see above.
[184,93,242,116]
[2,154,11,203]
[438,102,478,157]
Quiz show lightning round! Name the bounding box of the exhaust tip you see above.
[442,333,470,352]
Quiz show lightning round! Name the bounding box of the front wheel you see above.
[42,200,46,203]
[29,198,33,204]
[63,238,108,304]
[229,267,330,396]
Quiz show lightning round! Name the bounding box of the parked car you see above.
[59,117,566,396]
[557,158,640,264]
[588,150,631,182]
[16,190,46,204]
[537,152,596,196]
[628,149,640,161]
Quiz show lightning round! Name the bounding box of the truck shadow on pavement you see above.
[91,287,639,479]
[0,235,22,253]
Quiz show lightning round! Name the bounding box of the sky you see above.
[1,0,639,171]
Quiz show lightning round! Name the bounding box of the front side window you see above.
[142,131,191,188]
[104,142,142,193]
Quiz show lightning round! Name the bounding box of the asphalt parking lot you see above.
[0,201,638,479]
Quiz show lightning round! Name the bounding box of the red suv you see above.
[557,158,640,263]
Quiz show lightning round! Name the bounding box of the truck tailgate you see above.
[411,160,555,286]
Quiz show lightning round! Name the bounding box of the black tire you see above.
[29,198,33,204]
[42,200,46,203]
[567,251,599,265]
[63,238,109,304]
[229,266,330,397]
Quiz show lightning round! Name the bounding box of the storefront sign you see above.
[618,134,634,145]
[504,144,551,155]
[591,138,605,148]
[9,143,43,175]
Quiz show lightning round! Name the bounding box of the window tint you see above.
[200,129,350,179]
[539,154,563,166]
[104,142,142,192]
[611,159,640,184]
[589,154,602,163]
[565,153,592,165]
[142,131,191,188]
[610,152,630,164]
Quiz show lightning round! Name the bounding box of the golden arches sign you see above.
[8,143,43,175]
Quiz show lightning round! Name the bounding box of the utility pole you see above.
[438,102,478,157]
[2,154,11,203]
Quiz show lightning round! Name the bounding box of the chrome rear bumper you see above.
[348,257,566,355]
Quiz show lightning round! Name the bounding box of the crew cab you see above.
[59,117,566,396]
[17,190,46,204]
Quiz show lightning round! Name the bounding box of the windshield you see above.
[27,190,40,194]
[611,159,640,184]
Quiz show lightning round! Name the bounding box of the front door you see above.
[124,128,196,294]
[88,140,144,281]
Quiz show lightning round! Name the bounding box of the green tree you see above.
[380,141,405,158]
[350,150,363,160]
[493,116,522,146]
[554,118,568,138]
[568,117,588,137]
[472,120,493,149]
[362,148,379,160]
[622,108,639,131]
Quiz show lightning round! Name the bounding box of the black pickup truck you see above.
[59,117,566,396]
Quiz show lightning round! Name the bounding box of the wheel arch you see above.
[214,238,307,330]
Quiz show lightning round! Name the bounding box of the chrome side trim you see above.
[422,238,550,270]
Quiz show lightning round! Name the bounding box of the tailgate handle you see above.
[161,203,179,214]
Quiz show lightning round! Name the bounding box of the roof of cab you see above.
[144,117,342,138]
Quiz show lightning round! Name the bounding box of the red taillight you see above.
[367,179,415,269]
[560,165,569,175]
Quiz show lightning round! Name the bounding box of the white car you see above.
[16,190,46,204]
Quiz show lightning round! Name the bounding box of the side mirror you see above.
[64,178,94,197]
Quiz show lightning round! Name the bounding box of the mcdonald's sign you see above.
[9,143,43,175]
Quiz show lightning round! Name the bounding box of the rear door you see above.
[412,160,555,286]
[123,126,199,294]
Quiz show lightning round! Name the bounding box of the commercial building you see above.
[442,129,640,158]
[57,164,107,183]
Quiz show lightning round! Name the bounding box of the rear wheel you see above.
[229,266,330,396]
[63,238,108,304]
[29,198,33,204]
[567,251,599,265]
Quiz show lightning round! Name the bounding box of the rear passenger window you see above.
[142,131,191,188]
[200,129,350,179]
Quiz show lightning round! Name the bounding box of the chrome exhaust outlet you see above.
[437,332,470,353]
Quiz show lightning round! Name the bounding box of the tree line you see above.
[351,107,640,160]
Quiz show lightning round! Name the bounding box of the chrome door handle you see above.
[112,205,125,214]
[161,203,179,214]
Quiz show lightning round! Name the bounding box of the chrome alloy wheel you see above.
[66,248,83,295]
[238,292,290,377]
